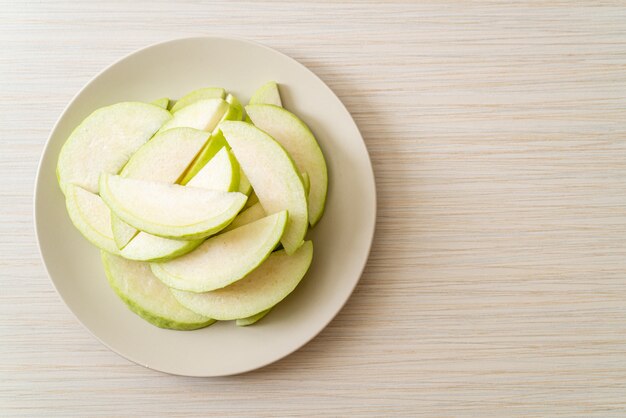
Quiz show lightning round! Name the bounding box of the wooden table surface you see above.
[3,1,626,416]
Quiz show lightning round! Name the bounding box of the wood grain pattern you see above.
[2,1,626,416]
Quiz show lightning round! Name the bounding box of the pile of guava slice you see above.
[57,82,327,329]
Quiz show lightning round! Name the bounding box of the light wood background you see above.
[2,1,626,416]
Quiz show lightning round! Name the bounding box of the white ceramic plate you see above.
[34,37,376,377]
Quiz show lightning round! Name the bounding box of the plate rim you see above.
[33,35,377,377]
